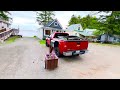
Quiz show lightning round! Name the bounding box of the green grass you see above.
[39,40,46,44]
[33,36,37,38]
[91,42,120,47]
[5,36,21,44]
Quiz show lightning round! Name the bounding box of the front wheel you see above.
[54,47,62,57]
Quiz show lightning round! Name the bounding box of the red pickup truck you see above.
[46,32,88,57]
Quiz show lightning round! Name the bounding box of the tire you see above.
[76,54,79,56]
[46,41,49,47]
[54,47,62,57]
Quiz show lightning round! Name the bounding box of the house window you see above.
[45,30,50,35]
[54,22,58,26]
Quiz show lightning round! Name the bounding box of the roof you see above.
[66,24,83,31]
[79,31,95,36]
[44,21,53,27]
[44,19,63,29]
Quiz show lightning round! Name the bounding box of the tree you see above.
[68,15,79,26]
[68,14,101,30]
[36,11,55,25]
[0,11,11,21]
[91,11,120,42]
[80,15,100,30]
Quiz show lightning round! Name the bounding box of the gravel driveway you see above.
[0,37,120,79]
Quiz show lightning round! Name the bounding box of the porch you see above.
[0,29,19,43]
[43,27,66,39]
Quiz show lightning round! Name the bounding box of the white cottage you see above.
[37,19,66,39]
[66,24,83,36]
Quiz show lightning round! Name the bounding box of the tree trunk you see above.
[45,11,47,25]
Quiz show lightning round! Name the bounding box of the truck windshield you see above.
[54,33,69,38]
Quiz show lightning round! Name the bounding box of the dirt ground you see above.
[0,37,120,79]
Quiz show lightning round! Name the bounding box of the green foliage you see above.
[33,36,37,38]
[36,11,55,25]
[98,11,120,35]
[5,36,20,44]
[68,11,120,38]
[0,11,11,21]
[68,14,100,30]
[39,40,45,44]
[93,30,103,36]
[68,15,80,26]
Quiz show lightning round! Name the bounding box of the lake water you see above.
[18,30,38,37]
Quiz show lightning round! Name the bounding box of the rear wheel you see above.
[54,47,62,57]
[76,54,79,56]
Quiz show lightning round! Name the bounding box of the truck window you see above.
[54,33,69,38]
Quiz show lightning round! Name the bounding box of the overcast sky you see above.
[10,11,101,30]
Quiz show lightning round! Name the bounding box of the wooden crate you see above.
[45,54,58,70]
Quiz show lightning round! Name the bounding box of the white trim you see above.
[48,19,56,26]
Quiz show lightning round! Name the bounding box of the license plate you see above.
[66,52,72,56]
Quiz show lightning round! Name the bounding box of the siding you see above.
[49,20,62,29]
[36,28,43,39]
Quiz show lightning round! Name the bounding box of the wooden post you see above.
[49,45,53,53]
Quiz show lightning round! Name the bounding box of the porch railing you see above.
[0,29,13,42]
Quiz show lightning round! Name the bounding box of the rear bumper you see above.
[63,50,88,56]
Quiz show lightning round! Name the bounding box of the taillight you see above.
[64,45,67,48]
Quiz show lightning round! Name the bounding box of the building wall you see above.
[0,22,2,30]
[67,24,83,31]
[36,28,43,39]
[0,22,10,30]
[100,34,117,43]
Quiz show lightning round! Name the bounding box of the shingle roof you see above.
[66,24,83,31]
[75,29,96,37]
[79,32,95,36]
[44,20,54,27]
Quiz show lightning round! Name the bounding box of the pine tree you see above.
[36,11,55,25]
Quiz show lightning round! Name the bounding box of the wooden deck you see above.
[0,29,19,43]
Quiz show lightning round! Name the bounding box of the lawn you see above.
[5,35,21,44]
[91,42,120,47]
[39,40,45,45]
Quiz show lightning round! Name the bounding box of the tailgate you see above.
[65,40,88,51]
